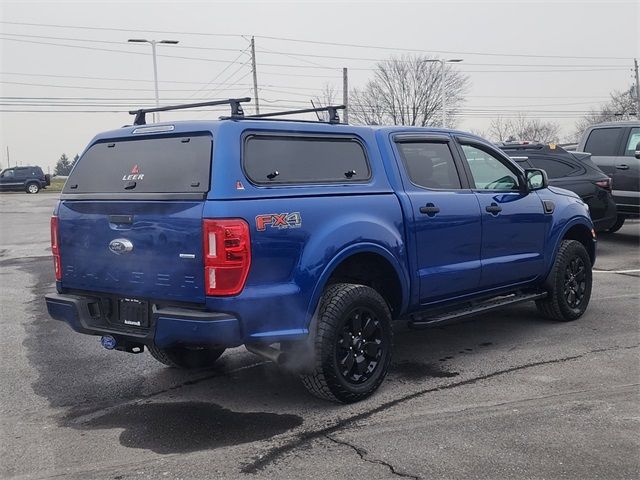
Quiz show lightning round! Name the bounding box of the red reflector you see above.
[50,216,62,281]
[203,219,251,296]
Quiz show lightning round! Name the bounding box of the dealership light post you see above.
[128,38,179,122]
[437,58,463,128]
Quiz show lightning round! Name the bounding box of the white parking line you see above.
[593,269,640,274]
[593,294,640,300]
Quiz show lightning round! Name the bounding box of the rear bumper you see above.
[45,293,243,349]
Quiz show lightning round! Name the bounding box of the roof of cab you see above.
[589,120,639,128]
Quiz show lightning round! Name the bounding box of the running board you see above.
[408,292,547,329]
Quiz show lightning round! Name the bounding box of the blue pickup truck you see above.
[45,99,595,403]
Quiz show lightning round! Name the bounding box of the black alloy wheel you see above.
[563,256,587,308]
[301,283,393,403]
[335,307,385,384]
[536,239,592,321]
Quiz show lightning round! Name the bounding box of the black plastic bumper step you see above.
[408,291,547,329]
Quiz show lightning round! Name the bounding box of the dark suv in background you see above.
[577,121,640,232]
[0,166,50,194]
[499,142,617,232]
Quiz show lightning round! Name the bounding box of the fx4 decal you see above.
[256,212,302,231]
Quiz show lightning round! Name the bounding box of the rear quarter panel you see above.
[202,121,409,341]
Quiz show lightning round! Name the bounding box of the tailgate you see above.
[58,200,205,303]
[57,132,213,303]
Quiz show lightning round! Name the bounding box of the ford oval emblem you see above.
[108,238,134,255]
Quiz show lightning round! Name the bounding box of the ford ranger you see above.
[45,98,596,403]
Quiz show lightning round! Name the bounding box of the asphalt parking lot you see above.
[0,192,638,480]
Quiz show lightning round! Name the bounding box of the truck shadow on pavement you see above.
[81,402,303,454]
[19,255,581,455]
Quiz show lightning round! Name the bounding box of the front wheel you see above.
[25,182,40,194]
[607,215,625,233]
[301,283,393,403]
[148,345,225,369]
[536,240,592,321]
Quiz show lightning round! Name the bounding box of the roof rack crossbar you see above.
[245,105,346,124]
[129,97,251,125]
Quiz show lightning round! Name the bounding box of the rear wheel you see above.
[301,283,393,403]
[25,182,40,194]
[148,345,225,369]
[536,240,592,321]
[607,215,625,233]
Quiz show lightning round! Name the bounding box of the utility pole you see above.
[634,58,640,118]
[128,38,179,122]
[6,146,10,168]
[250,36,260,114]
[343,67,349,124]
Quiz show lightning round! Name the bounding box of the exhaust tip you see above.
[101,335,116,350]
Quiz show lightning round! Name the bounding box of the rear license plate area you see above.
[118,298,149,328]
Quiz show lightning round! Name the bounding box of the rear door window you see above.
[584,127,623,156]
[526,156,577,179]
[63,134,212,194]
[624,127,640,156]
[14,168,29,179]
[243,135,370,184]
[396,142,462,189]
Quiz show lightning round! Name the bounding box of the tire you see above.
[607,215,625,233]
[25,182,40,194]
[148,345,225,369]
[536,240,592,322]
[301,283,393,403]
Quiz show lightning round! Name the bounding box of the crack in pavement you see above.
[241,343,639,474]
[325,435,420,479]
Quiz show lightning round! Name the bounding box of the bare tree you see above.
[349,55,468,127]
[489,114,561,143]
[312,83,340,122]
[573,88,636,140]
[488,116,513,142]
[313,83,338,108]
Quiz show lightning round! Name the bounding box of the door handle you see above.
[109,214,133,225]
[615,164,629,170]
[420,203,440,216]
[485,203,502,214]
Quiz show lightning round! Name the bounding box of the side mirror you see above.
[635,141,640,160]
[525,168,548,191]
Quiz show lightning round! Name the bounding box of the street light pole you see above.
[150,41,160,112]
[439,58,463,128]
[128,38,179,122]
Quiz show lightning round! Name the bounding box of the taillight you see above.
[50,216,61,281]
[203,219,251,296]
[595,178,612,191]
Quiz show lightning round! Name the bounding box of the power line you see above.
[186,46,251,99]
[1,20,631,60]
[0,20,243,38]
[0,80,251,92]
[254,48,628,68]
[2,37,629,73]
[0,36,261,66]
[0,32,246,53]
[0,72,329,92]
[4,31,628,69]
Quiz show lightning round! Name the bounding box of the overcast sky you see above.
[0,0,638,172]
